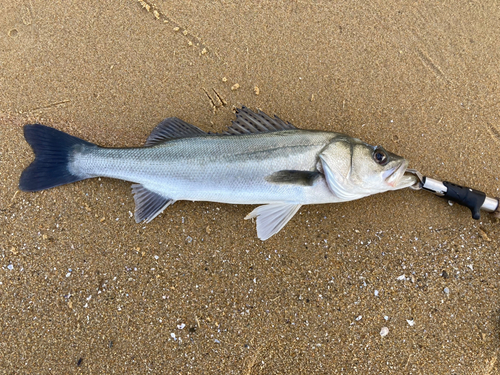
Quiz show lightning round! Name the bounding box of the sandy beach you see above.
[1,1,499,373]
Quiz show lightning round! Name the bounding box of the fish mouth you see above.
[383,161,409,188]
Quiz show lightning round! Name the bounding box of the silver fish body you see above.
[71,130,340,205]
[20,107,416,240]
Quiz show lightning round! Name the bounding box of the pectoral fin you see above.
[131,184,175,223]
[245,203,302,241]
[265,170,321,186]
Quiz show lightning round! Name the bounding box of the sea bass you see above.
[19,107,416,240]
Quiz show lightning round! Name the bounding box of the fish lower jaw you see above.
[385,162,409,188]
[388,173,416,190]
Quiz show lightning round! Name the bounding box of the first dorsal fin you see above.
[224,107,297,135]
[145,117,207,146]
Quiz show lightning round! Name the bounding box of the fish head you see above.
[319,137,416,201]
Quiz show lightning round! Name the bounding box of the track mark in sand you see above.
[203,88,227,113]
[416,47,450,84]
[484,354,497,375]
[2,0,38,43]
[21,99,71,114]
[486,123,500,145]
[136,0,211,56]
[243,345,262,375]
[21,1,34,26]
[0,191,19,213]
[403,353,413,370]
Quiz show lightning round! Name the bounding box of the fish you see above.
[19,107,416,240]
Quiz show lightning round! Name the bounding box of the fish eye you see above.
[373,148,388,165]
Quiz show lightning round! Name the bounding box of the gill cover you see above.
[319,139,361,200]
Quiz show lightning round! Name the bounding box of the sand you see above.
[1,1,499,373]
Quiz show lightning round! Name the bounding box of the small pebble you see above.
[444,287,450,294]
[355,315,362,321]
[177,323,185,330]
[406,319,415,326]
[231,83,240,91]
[7,264,14,270]
[380,327,389,337]
[374,290,379,296]
[478,228,491,242]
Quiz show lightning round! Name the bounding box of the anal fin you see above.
[245,203,302,241]
[132,184,175,223]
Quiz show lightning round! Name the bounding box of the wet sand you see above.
[1,1,499,373]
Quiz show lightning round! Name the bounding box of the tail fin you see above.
[19,124,96,192]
